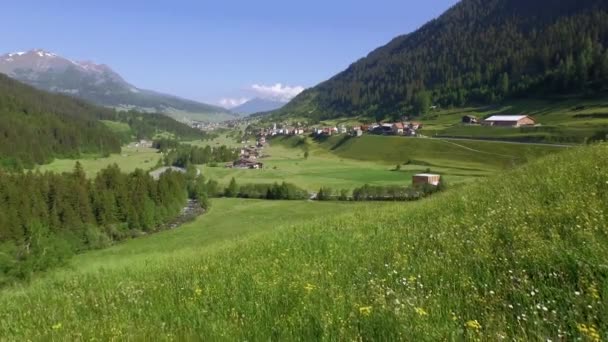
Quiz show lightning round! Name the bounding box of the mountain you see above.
[0,73,121,169]
[277,0,608,121]
[231,98,285,115]
[0,49,233,122]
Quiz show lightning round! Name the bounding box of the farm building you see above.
[412,173,441,186]
[483,115,536,127]
[462,115,479,124]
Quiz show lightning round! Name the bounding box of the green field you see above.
[200,135,564,191]
[1,144,607,340]
[37,146,161,177]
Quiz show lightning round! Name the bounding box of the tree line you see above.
[0,163,193,285]
[316,182,446,202]
[223,178,309,200]
[158,141,239,168]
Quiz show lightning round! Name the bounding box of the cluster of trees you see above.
[161,143,239,168]
[0,74,122,169]
[316,182,445,202]
[0,163,191,285]
[117,111,203,142]
[224,178,308,200]
[280,0,608,120]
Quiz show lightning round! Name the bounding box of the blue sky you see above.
[3,0,459,107]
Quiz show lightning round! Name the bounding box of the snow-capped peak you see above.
[4,49,58,59]
[7,51,26,57]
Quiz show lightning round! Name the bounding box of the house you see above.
[412,173,441,187]
[462,115,479,124]
[392,122,405,135]
[339,125,348,134]
[483,115,536,127]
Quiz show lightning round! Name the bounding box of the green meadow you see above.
[1,144,607,340]
[200,134,565,191]
[37,146,161,177]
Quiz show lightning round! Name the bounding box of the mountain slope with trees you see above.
[277,0,608,121]
[0,74,206,169]
[0,73,122,168]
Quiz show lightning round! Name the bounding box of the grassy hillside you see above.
[315,135,564,169]
[37,146,161,177]
[417,98,608,143]
[1,144,606,340]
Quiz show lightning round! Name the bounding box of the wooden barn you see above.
[412,173,441,187]
[483,115,536,127]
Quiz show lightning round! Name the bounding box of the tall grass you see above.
[1,145,607,340]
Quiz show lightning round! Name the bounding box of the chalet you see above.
[462,115,479,124]
[483,115,536,127]
[412,173,441,187]
[392,122,405,135]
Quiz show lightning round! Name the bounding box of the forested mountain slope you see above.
[0,73,121,168]
[278,0,608,120]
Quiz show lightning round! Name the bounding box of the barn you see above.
[483,115,536,127]
[412,174,441,186]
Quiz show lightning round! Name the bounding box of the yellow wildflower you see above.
[465,320,482,331]
[195,288,203,296]
[414,307,428,316]
[304,283,316,292]
[51,323,62,330]
[578,323,601,342]
[359,306,372,316]
[589,283,600,300]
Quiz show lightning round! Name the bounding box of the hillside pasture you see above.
[37,146,161,177]
[1,145,607,340]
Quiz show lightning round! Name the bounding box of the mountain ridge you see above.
[231,97,285,115]
[0,49,233,121]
